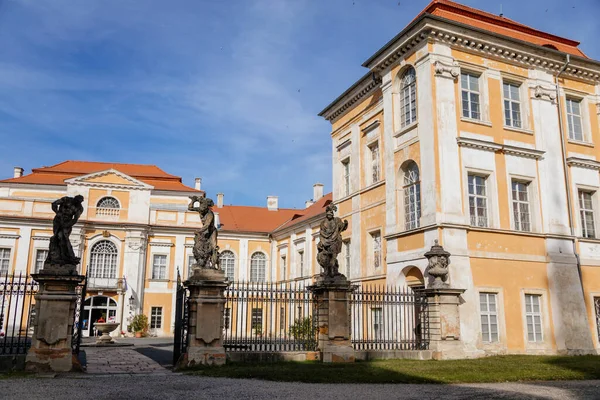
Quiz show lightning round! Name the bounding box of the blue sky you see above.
[0,0,598,208]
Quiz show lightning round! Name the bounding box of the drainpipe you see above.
[554,54,584,292]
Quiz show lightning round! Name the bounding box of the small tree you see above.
[131,314,149,335]
[288,316,318,350]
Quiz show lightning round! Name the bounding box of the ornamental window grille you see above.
[525,294,543,342]
[342,159,350,197]
[250,252,266,283]
[150,307,162,329]
[96,197,119,209]
[0,248,10,275]
[512,181,531,232]
[400,67,417,127]
[368,142,380,185]
[219,250,235,281]
[152,254,167,280]
[461,72,481,120]
[468,174,488,227]
[403,162,421,230]
[503,82,522,128]
[34,249,48,273]
[566,98,584,141]
[480,293,499,342]
[579,190,596,239]
[89,241,118,279]
[371,231,381,269]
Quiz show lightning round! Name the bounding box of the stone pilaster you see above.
[423,287,466,360]
[25,274,85,372]
[309,276,355,363]
[178,268,229,368]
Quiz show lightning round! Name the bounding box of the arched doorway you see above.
[81,295,118,337]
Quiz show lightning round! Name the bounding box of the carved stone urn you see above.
[94,322,120,345]
[424,240,451,289]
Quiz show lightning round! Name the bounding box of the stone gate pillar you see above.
[178,268,229,368]
[309,276,355,363]
[25,273,85,372]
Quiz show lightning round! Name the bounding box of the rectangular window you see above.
[461,72,481,120]
[512,180,531,232]
[372,308,383,339]
[298,251,304,277]
[566,98,584,141]
[251,308,263,333]
[152,254,167,280]
[479,293,499,343]
[579,190,596,239]
[503,82,522,128]
[224,308,231,330]
[343,240,351,278]
[468,174,488,227]
[150,307,162,329]
[188,255,195,278]
[0,248,11,275]
[369,142,380,185]
[371,231,381,269]
[34,249,48,273]
[281,256,286,281]
[342,159,350,197]
[525,294,543,342]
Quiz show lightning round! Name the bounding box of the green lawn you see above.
[187,355,600,384]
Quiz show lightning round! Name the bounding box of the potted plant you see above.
[131,314,148,338]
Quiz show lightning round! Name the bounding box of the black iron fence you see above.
[0,273,38,355]
[71,274,87,355]
[173,270,188,365]
[224,281,317,352]
[350,285,429,351]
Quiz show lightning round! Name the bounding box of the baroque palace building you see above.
[319,0,600,355]
[0,161,332,337]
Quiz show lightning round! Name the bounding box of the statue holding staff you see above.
[188,195,219,269]
[317,204,348,278]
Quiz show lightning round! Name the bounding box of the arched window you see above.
[220,251,235,281]
[403,161,421,230]
[250,252,266,283]
[399,67,417,128]
[96,197,120,209]
[89,240,118,278]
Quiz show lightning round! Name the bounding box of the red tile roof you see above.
[0,160,199,193]
[420,0,586,57]
[273,193,332,232]
[216,205,301,234]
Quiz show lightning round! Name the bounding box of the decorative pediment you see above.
[65,169,153,190]
[566,157,600,170]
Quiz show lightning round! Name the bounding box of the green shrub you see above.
[288,316,318,350]
[131,314,149,333]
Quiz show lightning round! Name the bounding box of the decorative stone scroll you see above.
[434,60,460,80]
[533,85,557,103]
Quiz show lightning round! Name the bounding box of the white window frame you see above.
[461,71,482,121]
[343,240,351,278]
[403,162,421,231]
[219,250,235,281]
[150,306,162,330]
[89,240,119,279]
[366,140,381,186]
[578,188,597,239]
[467,173,490,228]
[187,254,195,278]
[341,158,351,197]
[371,307,383,339]
[369,230,382,270]
[152,254,168,280]
[0,248,11,275]
[297,250,304,278]
[502,80,523,129]
[524,294,543,343]
[280,255,286,281]
[520,289,552,353]
[479,292,499,343]
[250,252,266,283]
[34,248,48,274]
[398,67,417,129]
[566,97,585,142]
[511,179,532,232]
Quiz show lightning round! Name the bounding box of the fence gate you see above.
[0,273,38,356]
[71,274,87,355]
[351,285,429,351]
[172,271,189,365]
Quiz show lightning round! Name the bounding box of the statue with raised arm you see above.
[44,195,84,273]
[317,204,348,279]
[188,195,219,270]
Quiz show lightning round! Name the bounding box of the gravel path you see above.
[1,375,600,400]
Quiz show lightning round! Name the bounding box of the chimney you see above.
[305,200,314,208]
[267,196,278,211]
[194,177,202,190]
[216,193,224,208]
[213,212,221,229]
[313,183,324,202]
[13,167,23,179]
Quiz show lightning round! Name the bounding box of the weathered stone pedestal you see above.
[178,267,229,368]
[423,287,466,360]
[308,275,355,363]
[25,273,85,372]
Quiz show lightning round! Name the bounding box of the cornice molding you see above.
[532,85,557,103]
[457,137,545,159]
[434,59,460,79]
[148,241,174,248]
[320,73,382,122]
[293,237,306,246]
[0,233,20,240]
[336,138,351,152]
[277,242,288,249]
[32,235,51,241]
[65,169,154,191]
[566,157,600,170]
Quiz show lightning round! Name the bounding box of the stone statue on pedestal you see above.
[188,195,220,270]
[317,204,348,279]
[43,195,84,274]
[424,240,451,288]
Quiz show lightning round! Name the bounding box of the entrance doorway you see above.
[81,295,118,337]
